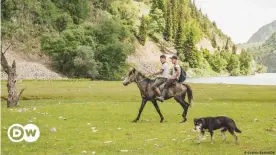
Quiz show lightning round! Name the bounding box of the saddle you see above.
[159,83,165,91]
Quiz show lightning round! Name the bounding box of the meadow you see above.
[1,80,276,155]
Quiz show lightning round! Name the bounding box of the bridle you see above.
[135,77,147,83]
[130,70,149,97]
[126,70,147,84]
[133,71,147,83]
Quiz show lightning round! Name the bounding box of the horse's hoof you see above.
[160,118,164,123]
[180,118,187,123]
[132,119,138,123]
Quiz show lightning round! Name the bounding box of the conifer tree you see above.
[151,0,165,13]
[139,15,147,45]
[164,0,172,41]
[171,0,178,39]
[183,31,196,67]
[225,37,229,50]
[157,0,165,11]
[175,0,185,45]
[232,44,237,54]
[150,0,158,13]
[211,34,217,48]
[175,21,184,51]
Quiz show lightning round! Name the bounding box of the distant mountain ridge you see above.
[247,20,276,43]
[253,32,276,73]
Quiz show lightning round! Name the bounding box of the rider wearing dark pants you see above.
[156,55,181,102]
[148,55,169,97]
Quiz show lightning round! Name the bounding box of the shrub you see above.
[207,52,227,73]
[54,13,72,32]
[239,50,252,75]
[148,8,165,41]
[220,50,231,63]
[52,0,90,24]
[41,18,135,79]
[109,0,139,27]
[230,68,240,76]
[255,64,267,73]
[227,54,240,72]
[41,26,97,77]
[180,62,190,71]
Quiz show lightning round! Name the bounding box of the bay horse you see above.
[123,68,193,123]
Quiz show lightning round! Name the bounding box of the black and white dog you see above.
[194,116,242,144]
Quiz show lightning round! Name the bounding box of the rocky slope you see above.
[239,20,276,50]
[1,45,65,80]
[247,20,276,43]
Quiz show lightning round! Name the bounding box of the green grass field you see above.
[1,80,276,155]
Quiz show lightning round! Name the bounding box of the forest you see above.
[1,0,254,79]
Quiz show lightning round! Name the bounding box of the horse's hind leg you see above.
[174,95,189,123]
[133,98,148,123]
[182,99,190,122]
[152,100,164,123]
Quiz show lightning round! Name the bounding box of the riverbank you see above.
[186,73,276,85]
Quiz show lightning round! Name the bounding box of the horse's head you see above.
[123,68,137,86]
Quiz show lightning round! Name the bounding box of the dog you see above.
[193,116,242,144]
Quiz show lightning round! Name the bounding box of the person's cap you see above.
[170,55,178,60]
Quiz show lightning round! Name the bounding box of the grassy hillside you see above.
[1,0,253,79]
[1,80,276,154]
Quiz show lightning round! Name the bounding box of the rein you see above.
[134,73,150,97]
[135,78,147,83]
[134,72,148,83]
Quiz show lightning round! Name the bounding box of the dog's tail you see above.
[230,119,242,133]
[184,84,193,107]
[235,127,242,133]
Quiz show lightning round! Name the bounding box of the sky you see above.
[194,0,276,44]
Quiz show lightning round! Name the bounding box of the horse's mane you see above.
[133,67,146,77]
[133,67,154,82]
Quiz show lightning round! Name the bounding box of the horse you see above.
[122,68,193,123]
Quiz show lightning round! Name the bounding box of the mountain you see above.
[252,32,276,72]
[247,20,276,43]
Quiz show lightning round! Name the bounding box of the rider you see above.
[148,55,169,98]
[156,55,181,102]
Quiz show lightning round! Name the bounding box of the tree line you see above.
[137,0,253,75]
[1,0,254,79]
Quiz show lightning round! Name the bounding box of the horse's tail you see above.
[183,84,193,107]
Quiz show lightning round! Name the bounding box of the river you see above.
[186,73,276,85]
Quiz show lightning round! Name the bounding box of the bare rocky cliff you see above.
[1,45,65,80]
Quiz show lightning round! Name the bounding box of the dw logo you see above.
[7,124,40,142]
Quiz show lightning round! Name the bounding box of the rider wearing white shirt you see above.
[156,55,181,102]
[149,55,169,97]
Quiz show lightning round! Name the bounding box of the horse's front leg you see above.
[152,100,164,123]
[133,98,148,123]
[174,95,189,123]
